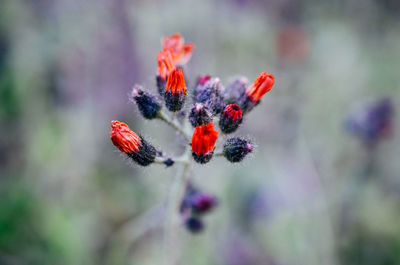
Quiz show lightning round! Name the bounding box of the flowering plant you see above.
[110,33,275,235]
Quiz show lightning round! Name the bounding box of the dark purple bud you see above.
[219,104,243,134]
[223,138,253,163]
[193,75,211,99]
[127,136,157,166]
[224,76,248,105]
[189,103,213,127]
[346,98,394,148]
[131,86,161,119]
[185,217,204,234]
[194,78,225,114]
[191,193,217,214]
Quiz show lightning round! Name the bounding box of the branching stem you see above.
[157,111,191,141]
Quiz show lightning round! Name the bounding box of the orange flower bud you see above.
[166,68,186,95]
[110,120,141,154]
[110,120,156,166]
[165,68,187,112]
[245,72,275,102]
[162,33,194,66]
[157,49,175,80]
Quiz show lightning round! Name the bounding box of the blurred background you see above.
[1,0,400,264]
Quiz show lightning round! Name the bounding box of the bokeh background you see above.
[1,0,400,264]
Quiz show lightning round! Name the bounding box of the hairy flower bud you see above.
[224,76,248,105]
[194,77,225,114]
[191,123,219,164]
[223,137,253,163]
[219,104,243,134]
[241,72,274,113]
[165,68,187,112]
[189,103,212,127]
[130,86,161,119]
[185,217,204,234]
[192,75,211,100]
[110,121,156,166]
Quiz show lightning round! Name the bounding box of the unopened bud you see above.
[189,103,212,127]
[223,138,253,163]
[131,86,161,119]
[219,104,243,134]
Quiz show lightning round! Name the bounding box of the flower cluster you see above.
[180,183,217,233]
[110,33,275,233]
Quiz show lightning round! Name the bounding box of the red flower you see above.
[110,120,141,154]
[162,33,194,66]
[166,68,186,95]
[191,123,219,156]
[157,49,175,80]
[219,104,243,134]
[223,104,242,122]
[246,72,275,102]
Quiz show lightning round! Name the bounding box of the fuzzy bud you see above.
[219,104,243,134]
[130,86,161,119]
[191,123,219,164]
[110,121,156,166]
[223,137,253,163]
[194,77,225,114]
[189,103,212,127]
[165,68,187,112]
[224,76,248,105]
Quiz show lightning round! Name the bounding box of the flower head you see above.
[164,68,187,112]
[219,104,243,134]
[191,123,219,163]
[191,193,217,214]
[110,120,141,154]
[223,137,253,163]
[194,77,225,114]
[110,120,156,166]
[180,183,218,215]
[224,76,248,105]
[157,49,175,81]
[245,72,275,103]
[189,103,212,127]
[131,86,161,119]
[162,33,194,66]
[166,68,186,95]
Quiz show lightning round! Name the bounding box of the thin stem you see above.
[158,111,191,141]
[214,151,224,157]
[163,148,192,265]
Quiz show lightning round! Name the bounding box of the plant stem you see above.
[163,148,192,265]
[158,111,191,141]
